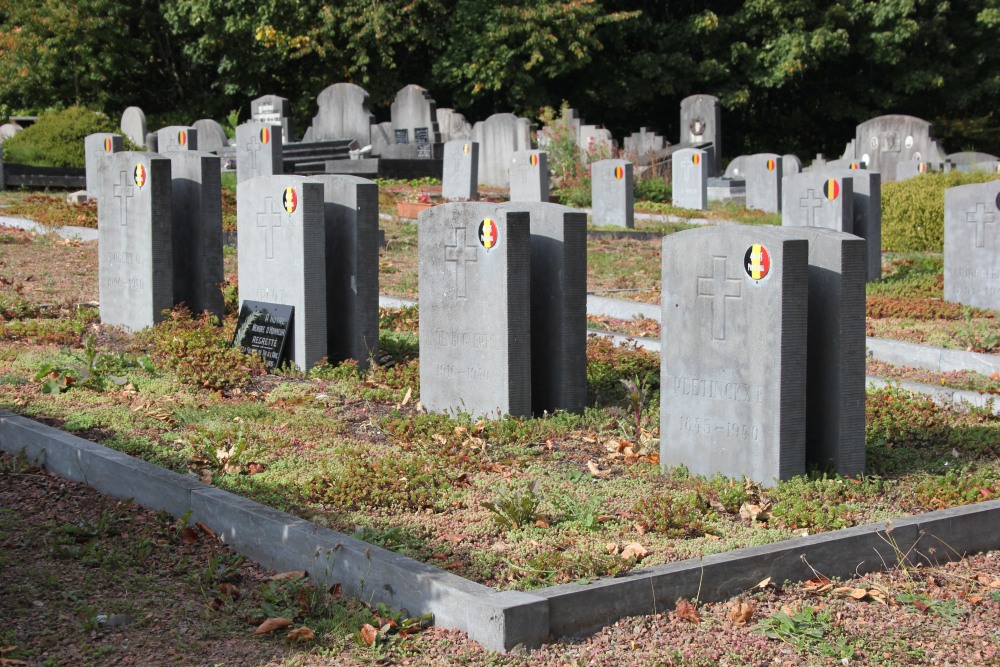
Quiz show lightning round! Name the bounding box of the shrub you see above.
[634,177,671,203]
[1,107,138,167]
[881,170,1000,252]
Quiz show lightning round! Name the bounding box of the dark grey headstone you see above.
[509,150,549,202]
[944,180,1000,311]
[167,151,224,319]
[237,175,327,370]
[499,202,587,414]
[671,148,708,210]
[84,133,124,197]
[660,225,808,483]
[192,119,229,154]
[311,175,380,370]
[156,126,198,153]
[744,154,782,213]
[417,202,531,418]
[680,95,722,176]
[97,152,173,331]
[471,113,532,187]
[236,122,283,184]
[781,173,854,232]
[251,95,295,144]
[592,159,634,228]
[120,107,147,147]
[825,169,882,281]
[442,141,479,200]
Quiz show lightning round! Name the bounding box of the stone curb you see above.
[0,215,98,241]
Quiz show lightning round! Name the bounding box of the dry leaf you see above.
[270,571,307,582]
[254,617,293,635]
[287,626,315,642]
[755,577,772,589]
[397,387,412,408]
[587,460,611,477]
[848,588,869,600]
[180,527,200,545]
[360,623,378,646]
[196,521,216,538]
[675,599,701,624]
[534,518,550,528]
[217,583,240,598]
[441,533,466,544]
[330,583,344,600]
[729,602,755,626]
[620,542,648,561]
[803,576,832,593]
[247,462,265,475]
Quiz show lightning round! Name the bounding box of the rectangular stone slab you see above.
[744,153,782,213]
[822,168,882,281]
[671,148,708,211]
[781,172,854,232]
[509,150,549,202]
[156,126,198,152]
[442,140,479,200]
[944,180,1000,311]
[84,133,123,197]
[591,159,634,228]
[236,121,283,184]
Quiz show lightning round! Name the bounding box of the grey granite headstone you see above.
[624,127,666,161]
[944,180,1000,311]
[84,133,124,197]
[144,133,158,153]
[680,95,722,176]
[470,113,532,187]
[437,108,473,142]
[776,227,866,476]
[97,152,173,331]
[660,225,808,483]
[120,107,147,147]
[724,155,747,179]
[744,154,782,213]
[946,152,1000,168]
[236,121,283,184]
[671,148,708,210]
[251,94,295,144]
[167,151,224,319]
[301,84,373,147]
[782,155,802,175]
[442,141,479,201]
[781,173,854,233]
[192,119,229,154]
[156,126,198,152]
[499,202,587,415]
[417,202,531,418]
[311,175,380,369]
[825,169,882,281]
[849,115,945,182]
[592,159,634,228]
[0,123,22,144]
[389,85,440,149]
[237,175,327,370]
[895,161,934,181]
[509,150,549,202]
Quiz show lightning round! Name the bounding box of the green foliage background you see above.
[0,0,998,156]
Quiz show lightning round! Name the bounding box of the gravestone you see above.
[782,154,802,175]
[144,133,158,153]
[781,173,854,233]
[579,124,613,153]
[437,108,473,142]
[233,301,293,369]
[744,153,782,213]
[236,122,283,184]
[96,152,173,331]
[896,161,934,181]
[192,119,229,154]
[592,159,634,228]
[680,95,722,176]
[251,94,295,144]
[624,127,666,162]
[442,141,479,200]
[824,158,867,170]
[120,107,147,147]
[389,85,440,157]
[0,123,22,144]
[671,148,708,210]
[846,115,945,182]
[499,202,587,414]
[301,84,374,147]
[724,155,747,179]
[471,113,532,187]
[167,151,224,319]
[417,202,531,418]
[84,133,124,198]
[660,225,808,483]
[776,227,866,476]
[825,169,882,281]
[508,150,549,202]
[310,175,380,369]
[944,180,1000,311]
[237,175,327,370]
[156,126,198,152]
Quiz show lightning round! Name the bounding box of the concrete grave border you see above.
[3,408,1000,652]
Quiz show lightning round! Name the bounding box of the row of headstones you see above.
[119,107,231,155]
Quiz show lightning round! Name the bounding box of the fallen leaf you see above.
[247,462,265,475]
[620,542,648,561]
[675,599,701,624]
[287,626,315,642]
[587,460,611,477]
[729,601,755,626]
[360,623,378,646]
[848,588,869,600]
[912,601,931,614]
[755,577,772,589]
[534,518,550,528]
[217,583,240,598]
[441,533,466,544]
[270,571,307,582]
[180,527,200,545]
[330,583,344,600]
[803,576,832,593]
[254,617,293,635]
[195,521,216,538]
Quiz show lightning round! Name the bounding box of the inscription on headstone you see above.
[233,301,293,369]
[944,180,1000,311]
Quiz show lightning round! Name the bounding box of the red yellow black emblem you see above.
[479,218,498,250]
[530,153,538,167]
[104,137,113,152]
[918,163,927,173]
[133,164,146,188]
[463,143,470,154]
[744,244,770,281]
[283,187,297,213]
[178,130,187,147]
[614,165,625,180]
[849,162,860,170]
[260,127,270,144]
[766,158,776,171]
[823,179,840,200]
[692,153,701,165]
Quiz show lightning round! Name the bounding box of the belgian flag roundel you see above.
[744,244,770,280]
[530,153,538,167]
[283,187,297,213]
[463,143,470,154]
[133,164,147,188]
[104,137,113,152]
[614,165,625,180]
[178,130,187,147]
[260,127,270,144]
[823,179,840,200]
[692,153,701,165]
[766,158,775,171]
[479,218,498,250]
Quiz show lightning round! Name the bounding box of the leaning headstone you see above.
[680,95,722,176]
[301,84,373,147]
[156,126,198,153]
[97,152,173,331]
[471,113,532,187]
[781,173,854,233]
[509,150,549,202]
[660,225,808,483]
[417,202,531,418]
[389,84,440,157]
[849,115,945,182]
[777,227,866,476]
[944,180,1000,311]
[120,107,147,147]
[167,151,224,319]
[251,94,295,144]
[499,202,587,414]
[84,133,124,198]
[671,148,708,210]
[442,141,479,201]
[437,108,473,142]
[824,169,882,281]
[744,153,782,213]
[192,119,229,154]
[311,175,380,369]
[236,121,283,184]
[592,159,634,228]
[237,175,327,370]
[896,161,933,181]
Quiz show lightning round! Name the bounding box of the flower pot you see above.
[396,201,433,219]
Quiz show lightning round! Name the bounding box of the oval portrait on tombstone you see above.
[479,218,499,251]
[744,244,770,281]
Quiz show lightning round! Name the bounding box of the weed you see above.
[481,481,542,530]
[954,307,1000,352]
[618,374,651,441]
[549,489,604,530]
[184,419,262,476]
[34,334,154,393]
[767,475,852,532]
[755,605,854,659]
[896,591,969,624]
[351,525,423,556]
[633,490,709,538]
[198,552,246,586]
[586,336,659,406]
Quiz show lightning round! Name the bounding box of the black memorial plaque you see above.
[414,127,430,144]
[394,129,409,145]
[232,300,294,369]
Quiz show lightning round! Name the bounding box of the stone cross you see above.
[444,226,478,298]
[966,203,997,248]
[697,256,742,340]
[112,170,135,226]
[256,197,284,259]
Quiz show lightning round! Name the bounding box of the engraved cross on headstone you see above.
[256,197,284,259]
[966,203,997,248]
[799,189,823,226]
[112,170,135,227]
[444,226,478,298]
[697,256,742,340]
[92,137,112,159]
[245,133,261,170]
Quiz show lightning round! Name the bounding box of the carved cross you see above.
[697,256,742,340]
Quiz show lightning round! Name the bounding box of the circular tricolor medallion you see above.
[849,162,860,170]
[530,153,538,167]
[463,143,470,155]
[260,127,271,144]
[104,137,113,152]
[823,178,840,200]
[614,165,624,180]
[178,130,187,147]
[133,164,147,188]
[479,218,498,250]
[283,187,297,213]
[766,158,776,171]
[745,244,770,281]
[918,163,927,173]
[692,153,701,165]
